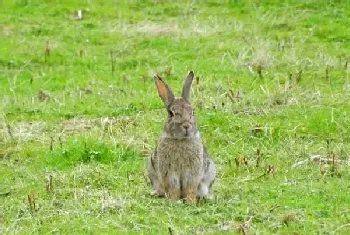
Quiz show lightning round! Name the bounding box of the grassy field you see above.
[1,0,350,234]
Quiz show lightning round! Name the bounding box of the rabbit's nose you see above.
[182,123,191,131]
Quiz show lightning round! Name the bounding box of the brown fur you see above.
[146,71,216,204]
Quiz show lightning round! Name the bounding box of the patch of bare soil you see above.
[0,117,133,142]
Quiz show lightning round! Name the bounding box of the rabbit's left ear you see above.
[181,71,194,101]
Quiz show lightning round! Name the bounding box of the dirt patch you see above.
[0,25,13,36]
[0,116,136,142]
[136,22,180,36]
[60,116,132,134]
[0,121,48,141]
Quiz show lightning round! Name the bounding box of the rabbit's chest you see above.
[157,139,204,171]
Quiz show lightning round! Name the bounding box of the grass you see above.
[1,0,350,234]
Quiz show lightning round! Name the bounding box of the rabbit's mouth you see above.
[176,128,194,138]
[163,130,200,139]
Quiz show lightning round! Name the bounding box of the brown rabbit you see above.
[146,71,216,204]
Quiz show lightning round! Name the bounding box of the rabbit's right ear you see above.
[154,74,175,105]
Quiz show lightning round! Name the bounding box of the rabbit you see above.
[146,71,216,204]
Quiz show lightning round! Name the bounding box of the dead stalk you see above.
[110,50,116,75]
[45,41,50,62]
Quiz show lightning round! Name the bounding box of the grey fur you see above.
[146,71,216,204]
[181,71,194,101]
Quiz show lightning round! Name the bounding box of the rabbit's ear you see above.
[181,71,194,101]
[154,74,175,105]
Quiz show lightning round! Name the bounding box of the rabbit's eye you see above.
[168,110,174,117]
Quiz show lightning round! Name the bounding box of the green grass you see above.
[1,0,350,234]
